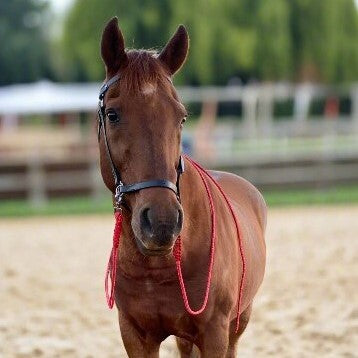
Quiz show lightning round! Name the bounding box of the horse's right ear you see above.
[158,25,189,76]
[101,17,128,75]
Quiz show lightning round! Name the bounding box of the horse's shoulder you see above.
[208,170,267,232]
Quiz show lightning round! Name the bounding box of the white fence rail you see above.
[0,82,357,139]
[1,82,358,205]
[1,152,358,206]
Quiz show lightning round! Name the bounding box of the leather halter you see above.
[97,74,184,209]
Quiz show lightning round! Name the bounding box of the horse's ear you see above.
[158,25,189,76]
[101,17,128,75]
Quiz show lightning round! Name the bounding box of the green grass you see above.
[264,185,358,207]
[0,196,113,217]
[1,185,358,217]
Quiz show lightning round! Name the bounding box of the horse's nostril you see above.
[140,208,153,235]
[177,208,183,232]
[139,205,183,242]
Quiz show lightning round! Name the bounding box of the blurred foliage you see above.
[61,0,358,85]
[60,0,358,84]
[0,0,357,85]
[0,0,53,85]
[290,0,358,82]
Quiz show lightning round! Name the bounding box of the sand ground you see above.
[0,206,357,357]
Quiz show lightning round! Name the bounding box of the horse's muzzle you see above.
[135,203,183,255]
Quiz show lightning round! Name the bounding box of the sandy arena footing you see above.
[0,206,357,357]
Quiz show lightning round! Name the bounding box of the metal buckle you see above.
[114,183,124,209]
[178,155,185,174]
[99,84,109,100]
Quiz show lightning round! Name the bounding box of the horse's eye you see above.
[106,109,119,122]
[181,116,187,126]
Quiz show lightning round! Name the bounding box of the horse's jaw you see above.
[134,234,173,257]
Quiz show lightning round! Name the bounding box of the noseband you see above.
[97,74,184,209]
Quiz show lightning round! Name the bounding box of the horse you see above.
[97,17,266,358]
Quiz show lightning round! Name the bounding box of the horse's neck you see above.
[117,158,212,278]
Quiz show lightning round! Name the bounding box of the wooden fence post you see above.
[28,153,46,207]
[257,84,274,138]
[351,85,358,132]
[242,86,258,139]
[90,158,103,201]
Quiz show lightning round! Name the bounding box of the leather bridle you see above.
[97,74,185,210]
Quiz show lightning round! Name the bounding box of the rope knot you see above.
[112,211,122,248]
[173,237,182,261]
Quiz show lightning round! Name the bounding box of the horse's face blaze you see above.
[99,18,189,256]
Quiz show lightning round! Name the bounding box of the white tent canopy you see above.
[0,80,247,116]
[0,81,101,115]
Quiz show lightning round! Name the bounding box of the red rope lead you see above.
[173,157,216,315]
[186,157,246,333]
[104,157,245,333]
[105,210,123,309]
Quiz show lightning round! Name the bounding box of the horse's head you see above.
[99,17,189,256]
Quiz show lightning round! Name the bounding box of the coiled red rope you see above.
[104,157,246,332]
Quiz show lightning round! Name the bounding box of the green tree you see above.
[61,0,358,84]
[255,0,292,80]
[62,0,261,84]
[62,0,173,81]
[0,0,52,85]
[290,0,358,82]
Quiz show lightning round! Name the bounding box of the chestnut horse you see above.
[98,17,266,357]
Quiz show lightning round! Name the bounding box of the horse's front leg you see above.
[225,304,253,358]
[118,310,160,358]
[197,320,230,358]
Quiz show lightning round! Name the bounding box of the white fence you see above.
[1,151,358,206]
[1,82,358,205]
[0,82,357,138]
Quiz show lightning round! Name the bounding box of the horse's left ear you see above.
[101,17,128,76]
[158,25,189,76]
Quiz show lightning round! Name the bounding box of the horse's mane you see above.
[120,50,169,93]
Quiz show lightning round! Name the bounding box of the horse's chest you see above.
[116,274,194,335]
[117,274,179,313]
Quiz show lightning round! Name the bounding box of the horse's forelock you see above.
[120,50,169,93]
